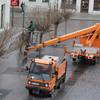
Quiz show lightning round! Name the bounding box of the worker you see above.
[27,21,35,43]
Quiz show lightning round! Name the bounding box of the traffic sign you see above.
[11,0,19,6]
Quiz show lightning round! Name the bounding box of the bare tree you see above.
[61,0,73,34]
[62,10,72,34]
[0,28,29,59]
[35,14,51,43]
[29,3,72,42]
[0,29,12,56]
[30,8,52,44]
[51,9,63,38]
[27,8,53,57]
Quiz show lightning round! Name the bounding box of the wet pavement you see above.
[0,17,100,100]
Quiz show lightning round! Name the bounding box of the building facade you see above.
[0,0,10,31]
[19,0,62,11]
[76,0,100,14]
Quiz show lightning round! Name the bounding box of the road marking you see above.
[80,21,84,25]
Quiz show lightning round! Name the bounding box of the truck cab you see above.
[26,55,67,96]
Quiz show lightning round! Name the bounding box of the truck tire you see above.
[92,60,96,65]
[57,80,61,89]
[28,90,33,95]
[63,64,67,83]
[62,73,66,83]
[92,57,97,65]
[49,88,55,97]
[72,58,76,62]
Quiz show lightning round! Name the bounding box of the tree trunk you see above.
[54,24,58,38]
[38,32,44,57]
[65,19,67,34]
[38,49,41,58]
[39,32,44,43]
[35,34,38,43]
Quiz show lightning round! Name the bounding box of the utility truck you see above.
[26,55,67,96]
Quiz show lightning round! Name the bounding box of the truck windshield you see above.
[29,62,52,80]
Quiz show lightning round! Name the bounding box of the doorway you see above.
[72,0,76,9]
[1,4,5,28]
[81,0,89,13]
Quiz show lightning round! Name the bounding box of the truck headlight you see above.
[45,83,48,87]
[86,54,89,56]
[28,81,31,84]
[89,55,93,58]
[31,76,35,79]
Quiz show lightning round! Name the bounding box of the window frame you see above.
[42,0,49,3]
[29,0,36,2]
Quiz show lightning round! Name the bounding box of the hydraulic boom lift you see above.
[27,23,100,50]
[27,23,100,63]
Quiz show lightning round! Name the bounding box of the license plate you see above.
[32,82,39,85]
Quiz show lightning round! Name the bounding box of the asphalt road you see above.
[0,19,100,100]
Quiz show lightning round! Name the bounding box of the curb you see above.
[70,17,100,21]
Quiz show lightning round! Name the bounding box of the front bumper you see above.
[26,85,51,95]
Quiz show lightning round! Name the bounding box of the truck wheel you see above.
[49,88,55,97]
[92,60,96,65]
[62,73,66,83]
[28,90,33,95]
[57,81,61,89]
[72,58,76,62]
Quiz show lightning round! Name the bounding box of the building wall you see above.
[76,0,81,12]
[20,0,62,12]
[0,0,10,31]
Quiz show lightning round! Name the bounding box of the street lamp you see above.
[21,2,25,29]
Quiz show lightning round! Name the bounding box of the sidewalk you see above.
[11,11,100,35]
[70,12,100,21]
[13,11,100,21]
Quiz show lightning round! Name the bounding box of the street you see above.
[0,17,100,100]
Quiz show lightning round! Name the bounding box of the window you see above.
[30,62,52,76]
[29,0,36,2]
[94,0,100,11]
[42,0,49,3]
